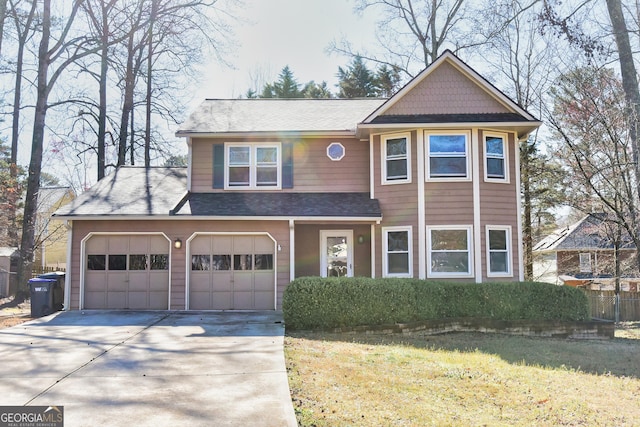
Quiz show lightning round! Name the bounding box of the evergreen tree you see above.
[271,66,302,98]
[302,81,333,98]
[337,56,377,98]
[0,139,24,247]
[374,64,401,97]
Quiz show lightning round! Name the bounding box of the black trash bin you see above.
[29,278,60,317]
[38,272,65,311]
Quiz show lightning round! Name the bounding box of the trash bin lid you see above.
[38,272,65,279]
[28,278,57,284]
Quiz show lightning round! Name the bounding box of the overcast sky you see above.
[192,0,379,100]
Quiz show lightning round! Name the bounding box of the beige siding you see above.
[70,220,290,310]
[424,182,474,225]
[478,131,520,280]
[295,223,372,278]
[190,136,369,193]
[384,61,510,116]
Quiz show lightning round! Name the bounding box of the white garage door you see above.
[189,235,275,310]
[84,235,170,309]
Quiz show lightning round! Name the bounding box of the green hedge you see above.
[282,277,589,330]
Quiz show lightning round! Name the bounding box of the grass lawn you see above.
[285,322,640,426]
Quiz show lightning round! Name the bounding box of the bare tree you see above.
[331,0,538,78]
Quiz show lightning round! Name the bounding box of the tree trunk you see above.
[118,31,136,166]
[97,0,109,180]
[0,0,7,56]
[521,140,534,280]
[16,0,51,301]
[144,0,156,167]
[606,0,640,273]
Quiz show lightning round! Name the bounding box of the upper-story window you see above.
[382,133,411,184]
[484,133,508,182]
[426,131,470,181]
[226,143,280,189]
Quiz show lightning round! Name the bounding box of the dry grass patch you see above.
[285,328,640,426]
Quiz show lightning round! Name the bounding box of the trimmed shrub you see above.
[283,278,590,330]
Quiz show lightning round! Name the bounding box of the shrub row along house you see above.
[53,51,541,311]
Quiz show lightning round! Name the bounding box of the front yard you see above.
[285,324,640,426]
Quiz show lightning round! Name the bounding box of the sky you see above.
[192,0,379,101]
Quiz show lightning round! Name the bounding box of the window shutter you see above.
[213,144,224,189]
[282,142,294,189]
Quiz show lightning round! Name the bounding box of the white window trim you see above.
[327,142,345,161]
[382,226,413,278]
[427,225,474,278]
[483,132,509,183]
[425,130,472,182]
[579,252,592,273]
[224,142,282,190]
[486,225,513,277]
[381,132,412,185]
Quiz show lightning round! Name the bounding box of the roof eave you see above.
[357,121,542,139]
[175,130,357,138]
[53,214,383,222]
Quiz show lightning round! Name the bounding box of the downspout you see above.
[63,220,72,310]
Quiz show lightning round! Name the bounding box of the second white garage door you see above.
[189,234,275,310]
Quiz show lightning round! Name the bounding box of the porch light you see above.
[358,235,365,244]
[174,238,182,249]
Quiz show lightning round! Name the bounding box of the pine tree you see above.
[337,56,377,98]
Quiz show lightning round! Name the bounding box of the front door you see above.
[320,230,353,277]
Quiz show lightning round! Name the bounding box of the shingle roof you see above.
[53,167,188,217]
[534,213,636,251]
[176,98,386,135]
[172,192,382,218]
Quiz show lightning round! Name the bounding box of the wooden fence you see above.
[583,290,640,321]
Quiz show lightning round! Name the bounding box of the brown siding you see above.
[384,61,510,116]
[373,132,420,277]
[424,182,474,225]
[70,220,290,310]
[478,131,520,280]
[190,136,369,193]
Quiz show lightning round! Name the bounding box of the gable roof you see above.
[53,167,188,218]
[361,50,541,137]
[534,213,637,252]
[176,98,385,136]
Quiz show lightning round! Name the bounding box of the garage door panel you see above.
[128,292,148,309]
[83,234,170,310]
[189,234,275,310]
[233,272,253,291]
[85,292,106,309]
[129,272,149,291]
[234,292,253,309]
[149,292,168,310]
[149,273,169,290]
[211,292,232,310]
[107,273,127,291]
[212,272,232,291]
[107,292,127,309]
[254,272,273,291]
[254,292,274,310]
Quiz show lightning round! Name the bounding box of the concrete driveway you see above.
[0,311,297,426]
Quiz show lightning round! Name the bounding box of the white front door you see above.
[320,230,353,278]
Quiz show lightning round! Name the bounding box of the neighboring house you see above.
[53,50,541,311]
[35,186,75,270]
[533,213,639,290]
[0,247,18,297]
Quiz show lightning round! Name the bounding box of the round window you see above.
[327,142,345,161]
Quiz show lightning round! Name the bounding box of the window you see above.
[382,133,411,184]
[234,254,252,270]
[427,132,470,180]
[486,226,512,276]
[87,255,106,270]
[191,255,211,271]
[484,133,507,181]
[150,254,169,270]
[579,253,592,273]
[428,226,473,277]
[226,143,280,189]
[383,227,412,277]
[327,142,345,161]
[108,254,127,271]
[211,255,231,270]
[129,255,148,270]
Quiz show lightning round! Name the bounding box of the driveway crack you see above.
[24,313,170,405]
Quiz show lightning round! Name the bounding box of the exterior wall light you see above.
[174,238,182,249]
[358,235,365,244]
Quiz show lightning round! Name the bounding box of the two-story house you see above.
[54,51,541,311]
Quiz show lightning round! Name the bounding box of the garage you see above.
[189,234,275,310]
[83,234,170,309]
